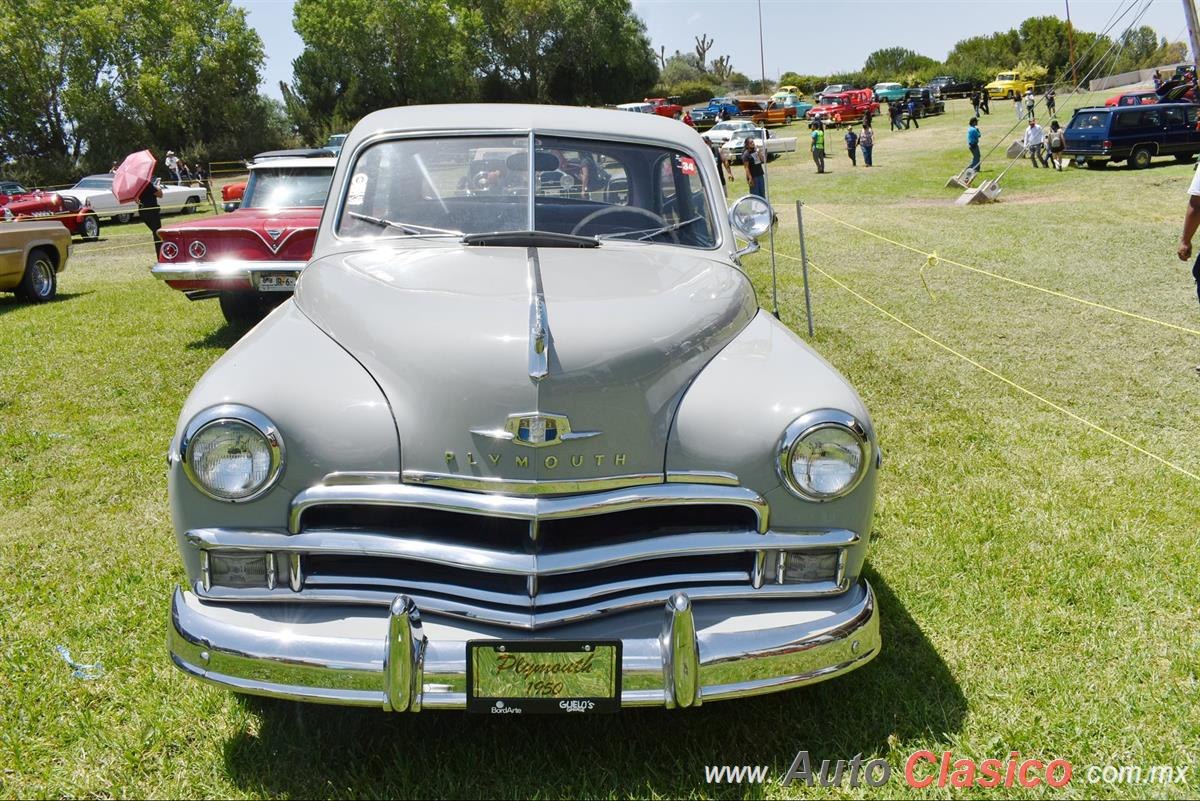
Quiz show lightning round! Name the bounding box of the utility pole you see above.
[1184,0,1200,72]
[1065,0,1079,88]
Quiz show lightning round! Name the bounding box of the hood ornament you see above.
[527,247,551,381]
[472,412,600,448]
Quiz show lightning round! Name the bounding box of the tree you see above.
[660,53,706,85]
[862,47,939,81]
[694,34,713,71]
[711,55,733,82]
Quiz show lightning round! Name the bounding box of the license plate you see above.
[466,640,621,714]
[257,273,297,291]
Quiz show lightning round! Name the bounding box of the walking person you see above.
[859,124,874,167]
[1024,88,1036,121]
[966,117,982,172]
[971,90,981,117]
[980,89,990,115]
[139,177,164,245]
[1046,120,1065,171]
[1023,118,1049,168]
[810,122,826,174]
[906,96,919,129]
[844,125,859,166]
[889,101,904,131]
[743,138,766,197]
[165,150,181,183]
[1044,85,1056,118]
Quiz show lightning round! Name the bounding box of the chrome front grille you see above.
[190,482,855,629]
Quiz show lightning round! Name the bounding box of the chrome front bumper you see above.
[168,581,879,710]
[151,260,305,287]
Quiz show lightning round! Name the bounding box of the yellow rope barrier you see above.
[777,251,1200,483]
[799,202,1200,338]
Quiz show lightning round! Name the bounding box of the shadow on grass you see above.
[221,572,964,798]
[0,291,93,318]
[187,324,247,351]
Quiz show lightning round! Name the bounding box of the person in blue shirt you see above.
[966,118,982,172]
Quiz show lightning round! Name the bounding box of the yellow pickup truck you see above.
[986,71,1037,99]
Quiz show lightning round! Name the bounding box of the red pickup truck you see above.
[644,97,684,120]
[806,89,880,126]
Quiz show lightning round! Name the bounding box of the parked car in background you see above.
[1063,102,1200,168]
[750,101,796,127]
[818,83,856,100]
[617,101,655,114]
[1104,90,1157,107]
[323,134,347,156]
[0,219,71,303]
[775,84,802,96]
[903,87,945,118]
[152,149,336,326]
[779,94,814,118]
[925,76,979,98]
[164,103,882,714]
[873,82,907,103]
[0,181,31,204]
[59,174,202,223]
[807,89,880,126]
[722,129,798,162]
[691,97,742,125]
[701,119,758,146]
[985,71,1036,99]
[2,192,101,240]
[221,180,247,212]
[645,97,685,119]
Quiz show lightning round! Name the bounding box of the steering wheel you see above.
[570,205,678,243]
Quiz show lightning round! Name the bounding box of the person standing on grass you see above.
[844,125,858,166]
[810,122,826,173]
[1024,88,1036,121]
[967,117,982,172]
[1176,163,1200,372]
[971,90,981,117]
[743,138,766,197]
[1045,85,1056,118]
[980,89,990,115]
[1014,95,1023,121]
[709,138,733,194]
[1023,118,1048,168]
[139,177,164,245]
[906,96,919,129]
[1046,120,1065,171]
[859,124,874,167]
[889,101,903,131]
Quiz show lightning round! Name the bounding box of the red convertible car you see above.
[644,97,684,119]
[2,191,100,240]
[0,181,32,205]
[152,149,335,327]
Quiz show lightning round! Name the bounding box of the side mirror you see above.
[728,194,773,258]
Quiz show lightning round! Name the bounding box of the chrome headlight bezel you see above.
[179,404,285,502]
[776,409,872,502]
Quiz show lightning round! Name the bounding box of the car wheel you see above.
[1007,91,1015,99]
[16,248,57,303]
[114,212,132,224]
[182,195,200,215]
[1129,146,1153,169]
[219,292,281,329]
[81,214,100,241]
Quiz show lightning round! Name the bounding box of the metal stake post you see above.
[795,200,814,336]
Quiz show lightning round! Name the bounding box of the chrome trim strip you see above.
[151,260,306,281]
[290,481,771,533]
[400,470,657,496]
[189,527,853,577]
[776,408,874,502]
[288,552,303,592]
[526,246,550,380]
[661,593,700,708]
[320,471,401,486]
[665,470,739,486]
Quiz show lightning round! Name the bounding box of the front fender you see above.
[666,310,878,534]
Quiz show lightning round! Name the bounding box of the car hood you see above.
[294,243,756,487]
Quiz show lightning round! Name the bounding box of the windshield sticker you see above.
[678,157,697,176]
[347,173,368,206]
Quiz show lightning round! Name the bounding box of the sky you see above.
[233,0,1188,101]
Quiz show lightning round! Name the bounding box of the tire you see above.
[182,195,200,215]
[1129,146,1153,169]
[81,214,100,241]
[218,292,283,329]
[1007,91,1015,100]
[114,212,132,224]
[16,248,57,303]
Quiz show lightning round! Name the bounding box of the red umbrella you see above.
[112,149,157,203]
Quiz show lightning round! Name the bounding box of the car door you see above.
[0,229,27,288]
[1159,106,1188,154]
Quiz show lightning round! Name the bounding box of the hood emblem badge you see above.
[472,413,600,448]
[266,228,283,240]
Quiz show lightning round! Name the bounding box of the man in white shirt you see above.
[1174,164,1200,329]
[1022,119,1048,168]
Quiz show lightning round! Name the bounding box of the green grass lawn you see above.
[1,97,1197,799]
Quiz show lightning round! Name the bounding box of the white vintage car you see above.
[59,174,204,223]
[166,104,881,713]
[722,129,799,163]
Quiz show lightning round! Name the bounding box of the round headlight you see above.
[729,194,773,239]
[778,410,871,501]
[180,405,284,501]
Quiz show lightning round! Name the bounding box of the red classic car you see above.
[152,149,336,327]
[0,181,32,205]
[2,192,100,240]
[806,89,880,126]
[644,96,684,119]
[221,180,247,212]
[1105,90,1159,107]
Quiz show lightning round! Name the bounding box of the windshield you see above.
[326,135,346,146]
[1070,112,1109,129]
[998,73,1016,81]
[74,177,112,190]
[242,166,333,209]
[337,135,718,248]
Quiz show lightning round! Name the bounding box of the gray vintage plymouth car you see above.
[167,104,881,713]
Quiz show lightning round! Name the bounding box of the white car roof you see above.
[250,157,337,171]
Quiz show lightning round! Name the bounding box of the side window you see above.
[1141,110,1162,128]
[1164,107,1185,127]
[1113,111,1140,130]
[1189,107,1199,126]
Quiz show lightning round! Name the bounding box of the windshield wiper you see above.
[599,216,704,242]
[347,212,463,237]
[461,230,599,248]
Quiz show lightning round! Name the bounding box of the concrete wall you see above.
[1088,62,1189,92]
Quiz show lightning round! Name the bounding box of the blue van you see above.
[1063,102,1200,168]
